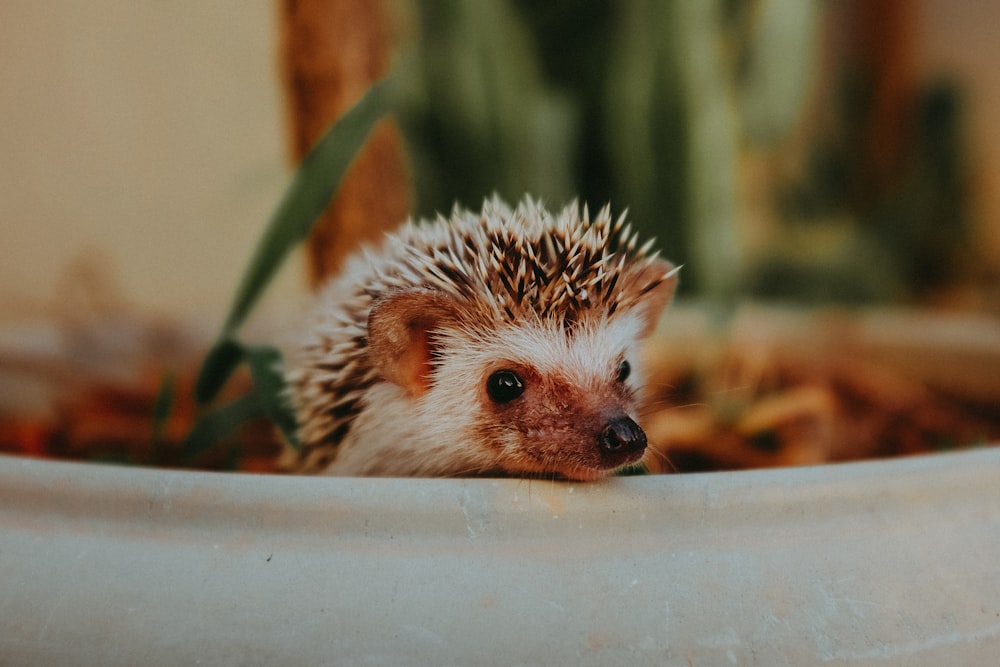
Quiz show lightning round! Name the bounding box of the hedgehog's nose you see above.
[599,416,647,455]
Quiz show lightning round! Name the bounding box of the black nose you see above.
[599,416,647,455]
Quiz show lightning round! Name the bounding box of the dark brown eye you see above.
[487,370,525,403]
[616,360,631,383]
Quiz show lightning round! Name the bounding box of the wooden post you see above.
[280,0,410,286]
[847,0,917,206]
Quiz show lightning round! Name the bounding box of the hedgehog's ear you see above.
[628,259,679,338]
[368,289,461,398]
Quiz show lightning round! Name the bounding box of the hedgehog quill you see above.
[286,196,679,480]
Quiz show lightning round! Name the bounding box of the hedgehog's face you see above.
[453,316,650,480]
[366,258,677,480]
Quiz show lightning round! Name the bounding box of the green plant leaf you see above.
[219,78,396,339]
[245,345,300,450]
[151,371,177,444]
[194,338,246,405]
[182,393,265,460]
[186,77,395,455]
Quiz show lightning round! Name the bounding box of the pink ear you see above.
[628,259,680,337]
[367,289,461,397]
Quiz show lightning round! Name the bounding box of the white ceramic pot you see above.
[1,447,998,665]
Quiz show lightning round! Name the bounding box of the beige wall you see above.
[0,2,305,325]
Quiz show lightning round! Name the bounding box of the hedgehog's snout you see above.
[598,415,647,467]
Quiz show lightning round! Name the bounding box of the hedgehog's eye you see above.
[487,370,525,403]
[616,360,631,383]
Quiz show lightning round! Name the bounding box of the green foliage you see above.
[399,0,822,300]
[219,78,397,340]
[397,0,577,214]
[401,1,967,304]
[183,79,395,461]
[194,339,244,404]
[151,371,177,450]
[244,345,300,448]
[183,393,266,460]
[757,77,970,304]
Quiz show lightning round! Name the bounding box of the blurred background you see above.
[2,0,1000,324]
[2,1,1000,471]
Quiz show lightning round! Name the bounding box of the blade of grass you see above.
[188,77,396,454]
[194,338,246,404]
[245,345,300,450]
[182,393,265,460]
[193,78,395,406]
[219,77,396,339]
[151,371,177,444]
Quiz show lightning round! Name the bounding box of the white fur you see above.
[287,196,675,478]
[320,312,647,477]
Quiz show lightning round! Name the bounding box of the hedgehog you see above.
[285,196,679,480]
